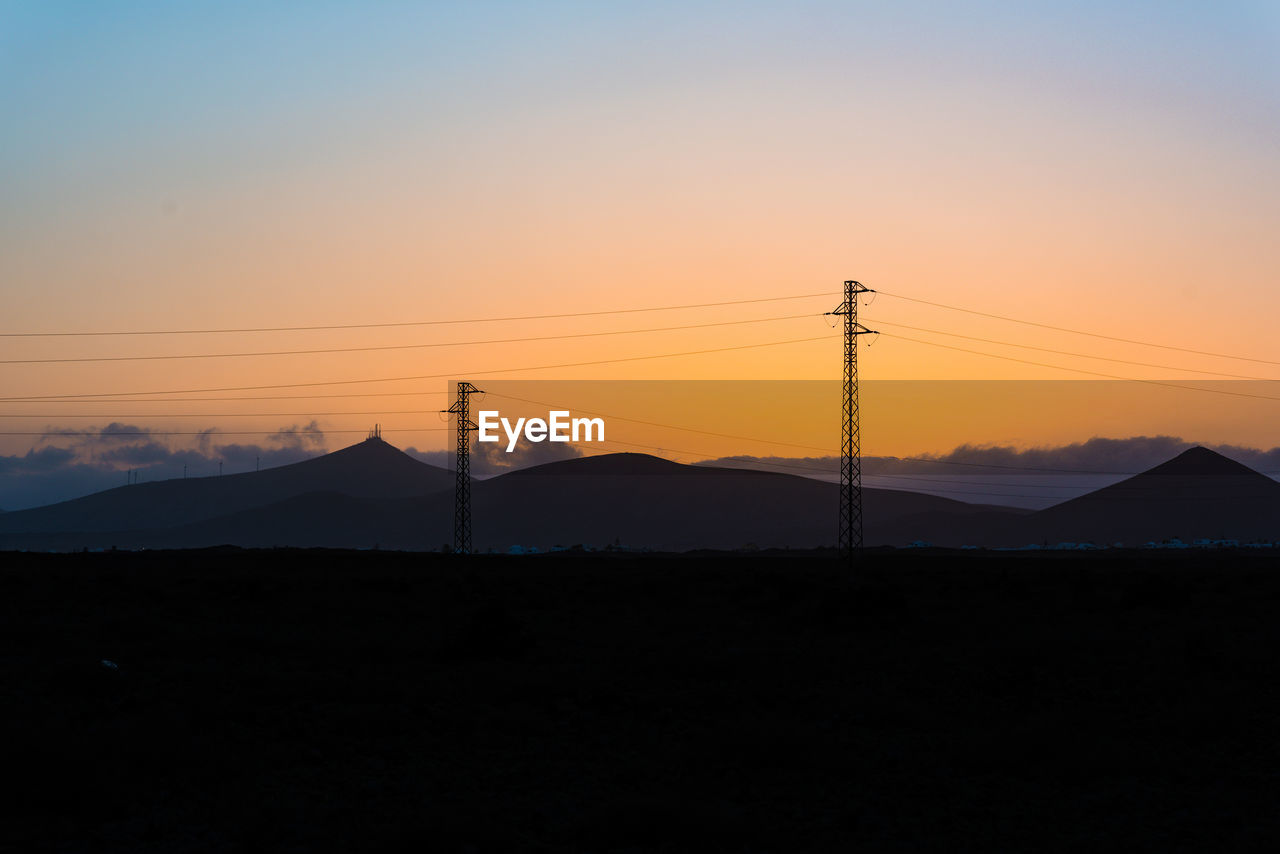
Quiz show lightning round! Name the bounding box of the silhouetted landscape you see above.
[5,437,1280,551]
[8,438,1280,847]
[8,2,1277,847]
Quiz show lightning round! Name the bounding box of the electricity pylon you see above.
[828,280,877,561]
[445,381,483,554]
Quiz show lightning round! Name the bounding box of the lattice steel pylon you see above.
[828,280,877,561]
[445,381,483,554]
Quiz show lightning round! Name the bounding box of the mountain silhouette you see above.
[0,436,452,538]
[504,453,693,477]
[0,445,1025,551]
[1008,446,1280,545]
[468,452,1026,551]
[1140,446,1267,477]
[94,452,1019,551]
[25,441,1277,552]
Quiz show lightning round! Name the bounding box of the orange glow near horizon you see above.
[3,4,1278,461]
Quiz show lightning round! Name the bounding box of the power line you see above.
[9,408,1251,478]
[465,413,1172,479]
[0,411,443,418]
[11,296,1273,402]
[468,391,1214,476]
[876,289,1280,366]
[14,411,1254,497]
[10,316,1276,402]
[0,333,837,402]
[0,425,1187,481]
[0,428,448,436]
[867,319,1280,382]
[879,332,1280,403]
[483,392,836,453]
[11,287,1271,480]
[0,391,452,404]
[0,292,838,338]
[0,313,822,366]
[8,386,1218,480]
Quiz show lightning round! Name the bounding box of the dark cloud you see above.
[267,420,325,450]
[216,442,317,472]
[40,423,155,445]
[96,422,154,443]
[0,423,328,511]
[865,436,1269,474]
[195,428,219,453]
[704,437,1280,476]
[0,445,78,475]
[13,429,1275,514]
[472,434,584,473]
[96,441,178,466]
[1196,442,1280,473]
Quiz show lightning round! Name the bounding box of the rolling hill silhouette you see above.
[13,442,1272,552]
[86,453,1021,551]
[0,437,452,539]
[0,445,1025,551]
[468,453,1024,551]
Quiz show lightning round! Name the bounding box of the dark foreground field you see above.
[4,549,1279,851]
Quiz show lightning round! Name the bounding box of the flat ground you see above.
[4,549,1279,851]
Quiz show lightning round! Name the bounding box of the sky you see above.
[1,0,1278,491]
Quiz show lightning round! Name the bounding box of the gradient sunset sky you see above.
[2,1,1278,461]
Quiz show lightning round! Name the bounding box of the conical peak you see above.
[1142,446,1263,477]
